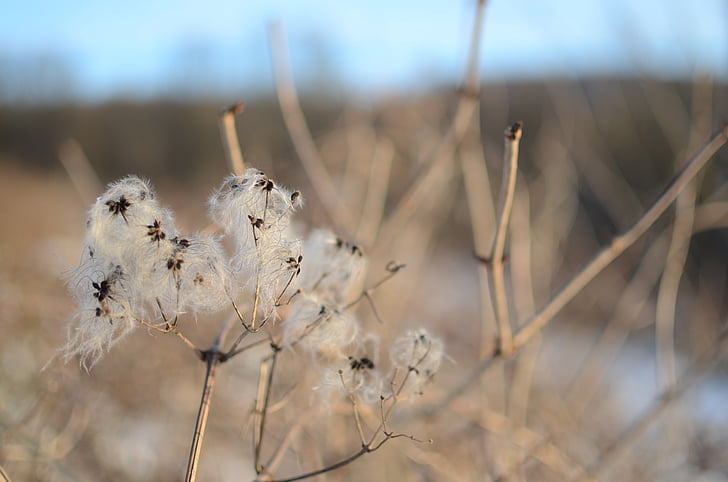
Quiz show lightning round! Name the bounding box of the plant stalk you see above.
[185,352,221,482]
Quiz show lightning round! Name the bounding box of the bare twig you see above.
[356,137,394,247]
[421,127,728,415]
[459,119,497,357]
[184,351,221,482]
[377,0,487,245]
[341,372,368,446]
[502,178,540,478]
[263,337,433,481]
[263,411,313,476]
[58,138,104,205]
[566,234,668,415]
[183,312,239,481]
[263,445,370,482]
[136,317,201,355]
[569,196,728,416]
[218,102,246,175]
[221,310,251,355]
[224,337,270,361]
[463,404,590,481]
[655,176,696,391]
[0,463,11,482]
[655,75,712,391]
[490,122,523,355]
[342,261,405,311]
[263,428,421,482]
[268,22,353,237]
[513,127,728,349]
[254,349,280,474]
[580,334,728,481]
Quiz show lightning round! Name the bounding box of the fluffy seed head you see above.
[299,229,366,303]
[390,328,444,395]
[282,294,360,361]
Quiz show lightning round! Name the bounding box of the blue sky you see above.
[1,0,726,102]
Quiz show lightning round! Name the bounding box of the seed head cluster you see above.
[64,169,444,402]
[66,176,230,368]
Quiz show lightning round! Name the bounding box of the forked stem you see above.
[184,314,237,481]
[421,126,728,415]
[513,126,728,349]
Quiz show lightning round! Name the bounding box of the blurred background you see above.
[1,0,727,480]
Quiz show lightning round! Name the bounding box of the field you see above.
[1,75,727,481]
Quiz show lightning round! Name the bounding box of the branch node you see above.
[504,121,523,140]
[220,101,246,117]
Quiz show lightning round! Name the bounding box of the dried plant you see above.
[4,2,724,481]
[58,151,445,480]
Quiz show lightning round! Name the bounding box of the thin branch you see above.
[341,371,368,446]
[263,446,369,482]
[421,127,728,416]
[224,337,270,361]
[356,137,394,247]
[459,121,497,359]
[377,0,487,245]
[264,409,320,475]
[466,404,590,481]
[342,261,405,311]
[184,352,221,482]
[136,317,201,355]
[267,339,432,481]
[566,233,668,415]
[255,349,279,474]
[655,175,697,391]
[58,138,104,206]
[569,196,728,416]
[581,334,728,481]
[264,429,415,482]
[182,308,239,481]
[268,21,353,237]
[218,102,246,175]
[490,122,523,355]
[513,127,728,349]
[655,75,712,392]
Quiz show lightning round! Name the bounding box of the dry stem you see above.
[655,75,712,391]
[580,333,728,481]
[58,139,104,205]
[490,122,523,355]
[268,22,353,237]
[183,312,236,481]
[184,352,220,482]
[377,0,487,246]
[219,102,246,175]
[513,126,728,349]
[422,126,728,415]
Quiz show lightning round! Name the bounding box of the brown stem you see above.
[268,21,353,237]
[376,0,487,246]
[513,126,728,349]
[58,138,104,205]
[420,126,728,418]
[581,334,728,481]
[218,102,246,175]
[490,122,523,355]
[264,446,368,482]
[184,351,221,482]
[255,349,280,474]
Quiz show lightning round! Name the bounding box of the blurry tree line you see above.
[1,76,726,292]
[0,78,724,180]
